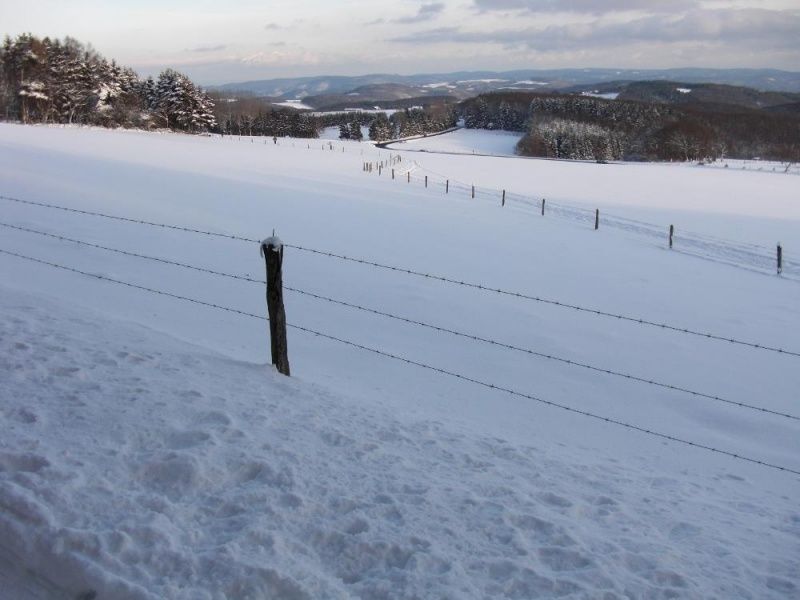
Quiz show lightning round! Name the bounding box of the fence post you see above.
[407,172,410,183]
[595,209,599,230]
[669,225,674,249]
[471,185,475,199]
[260,236,290,376]
[778,243,783,275]
[541,198,546,215]
[392,168,395,180]
[446,180,449,194]
[425,175,428,188]
[502,190,506,207]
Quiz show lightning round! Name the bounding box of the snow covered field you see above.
[1,124,799,598]
[388,127,523,156]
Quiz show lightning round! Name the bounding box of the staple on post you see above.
[260,235,290,376]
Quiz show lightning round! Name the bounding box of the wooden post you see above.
[541,198,546,215]
[392,168,395,180]
[471,185,475,199]
[260,236,290,376]
[379,165,382,176]
[446,180,449,194]
[425,175,428,188]
[407,171,410,183]
[502,190,506,207]
[778,243,783,275]
[595,209,599,230]
[669,225,674,249]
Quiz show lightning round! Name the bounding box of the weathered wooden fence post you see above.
[446,180,449,194]
[595,209,599,230]
[471,185,475,199]
[260,236,290,376]
[502,190,505,207]
[669,225,674,249]
[407,171,410,183]
[392,168,395,180]
[778,243,783,275]
[425,175,428,188]
[541,198,546,215]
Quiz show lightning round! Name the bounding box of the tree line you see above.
[462,91,800,162]
[1,34,216,131]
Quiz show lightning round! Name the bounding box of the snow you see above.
[677,88,692,94]
[273,100,313,110]
[388,128,523,157]
[580,91,620,100]
[1,123,799,598]
[456,79,507,84]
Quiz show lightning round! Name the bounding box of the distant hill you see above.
[213,68,800,102]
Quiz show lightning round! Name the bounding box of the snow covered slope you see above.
[388,128,524,157]
[0,124,799,598]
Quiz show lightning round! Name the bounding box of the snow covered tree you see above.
[339,123,350,140]
[348,121,363,141]
[368,113,394,141]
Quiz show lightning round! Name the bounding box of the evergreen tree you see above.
[348,121,362,141]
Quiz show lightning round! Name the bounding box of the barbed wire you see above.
[284,243,800,358]
[4,219,798,421]
[1,245,796,476]
[3,193,797,357]
[0,194,260,243]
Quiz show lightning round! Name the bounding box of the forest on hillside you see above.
[462,92,800,162]
[0,34,216,131]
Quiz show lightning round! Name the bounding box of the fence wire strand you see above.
[2,193,797,358]
[3,219,797,421]
[1,246,797,476]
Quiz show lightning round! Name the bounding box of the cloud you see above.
[391,8,800,52]
[472,0,699,14]
[393,2,445,24]
[188,44,228,53]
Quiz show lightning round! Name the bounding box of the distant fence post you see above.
[446,180,449,194]
[778,243,783,275]
[502,190,506,207]
[407,172,410,183]
[595,209,599,230]
[260,236,290,376]
[669,225,674,249]
[471,185,475,199]
[425,175,428,188]
[541,198,546,215]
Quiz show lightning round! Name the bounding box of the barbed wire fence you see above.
[1,194,798,476]
[360,156,795,280]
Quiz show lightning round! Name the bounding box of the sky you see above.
[1,0,799,85]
